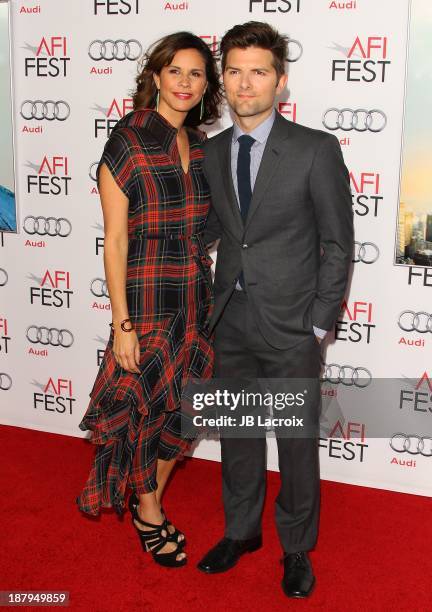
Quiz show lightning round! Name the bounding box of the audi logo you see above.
[88,39,142,61]
[26,325,74,348]
[89,162,98,182]
[390,433,432,457]
[353,241,380,264]
[398,311,432,333]
[0,268,8,286]
[20,100,70,121]
[287,39,303,62]
[90,278,109,298]
[23,216,72,237]
[0,373,12,391]
[322,108,387,132]
[322,363,372,388]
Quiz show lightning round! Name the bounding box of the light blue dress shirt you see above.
[230,109,327,339]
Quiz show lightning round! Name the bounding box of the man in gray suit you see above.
[197,22,353,598]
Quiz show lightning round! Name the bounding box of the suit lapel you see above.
[217,128,243,233]
[245,113,287,231]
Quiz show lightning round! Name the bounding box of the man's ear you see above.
[276,73,288,96]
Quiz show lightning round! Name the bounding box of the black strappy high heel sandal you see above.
[129,493,186,547]
[128,496,187,568]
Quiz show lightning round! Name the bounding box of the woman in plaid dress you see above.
[77,33,222,567]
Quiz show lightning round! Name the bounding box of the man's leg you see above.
[256,334,321,554]
[214,290,267,540]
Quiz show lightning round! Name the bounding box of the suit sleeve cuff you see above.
[313,326,328,339]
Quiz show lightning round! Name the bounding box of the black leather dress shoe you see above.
[197,536,262,574]
[281,552,315,598]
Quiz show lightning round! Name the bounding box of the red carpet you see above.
[1,424,431,611]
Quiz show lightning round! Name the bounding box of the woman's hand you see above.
[113,328,140,373]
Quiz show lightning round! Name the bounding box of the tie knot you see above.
[238,134,255,151]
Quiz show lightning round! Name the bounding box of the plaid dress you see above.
[77,109,214,515]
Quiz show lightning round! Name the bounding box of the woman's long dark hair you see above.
[132,32,222,127]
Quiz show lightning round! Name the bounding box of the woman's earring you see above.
[199,95,204,121]
[156,89,160,112]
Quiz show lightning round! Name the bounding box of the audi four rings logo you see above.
[323,363,372,388]
[0,373,12,391]
[20,100,70,121]
[26,325,74,347]
[287,39,302,62]
[353,241,380,264]
[89,162,98,182]
[88,39,142,61]
[398,311,432,333]
[390,434,432,457]
[24,216,72,237]
[322,108,387,132]
[0,269,8,286]
[91,278,109,298]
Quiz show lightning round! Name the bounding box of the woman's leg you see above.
[155,457,177,506]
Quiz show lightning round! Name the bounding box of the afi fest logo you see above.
[248,0,301,13]
[319,421,368,462]
[335,300,376,344]
[399,372,432,416]
[93,222,104,255]
[95,334,108,365]
[32,377,75,416]
[29,270,73,309]
[93,0,142,14]
[278,102,298,122]
[350,171,382,218]
[24,37,70,77]
[0,316,11,354]
[26,156,70,196]
[92,98,133,138]
[407,266,432,288]
[331,36,390,82]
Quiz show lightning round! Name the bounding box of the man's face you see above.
[223,46,287,119]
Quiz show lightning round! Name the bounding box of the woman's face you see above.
[154,48,207,116]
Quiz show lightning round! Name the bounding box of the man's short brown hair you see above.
[220,21,288,79]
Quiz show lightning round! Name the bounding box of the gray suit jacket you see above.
[203,111,354,350]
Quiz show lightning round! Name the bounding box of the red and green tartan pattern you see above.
[77,110,214,515]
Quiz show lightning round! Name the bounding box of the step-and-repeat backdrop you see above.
[1,0,431,497]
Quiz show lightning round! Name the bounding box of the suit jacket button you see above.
[242,243,248,249]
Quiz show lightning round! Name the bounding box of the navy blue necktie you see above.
[237,134,255,222]
[237,134,255,288]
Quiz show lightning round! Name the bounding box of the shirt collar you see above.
[232,108,276,145]
[116,108,178,154]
